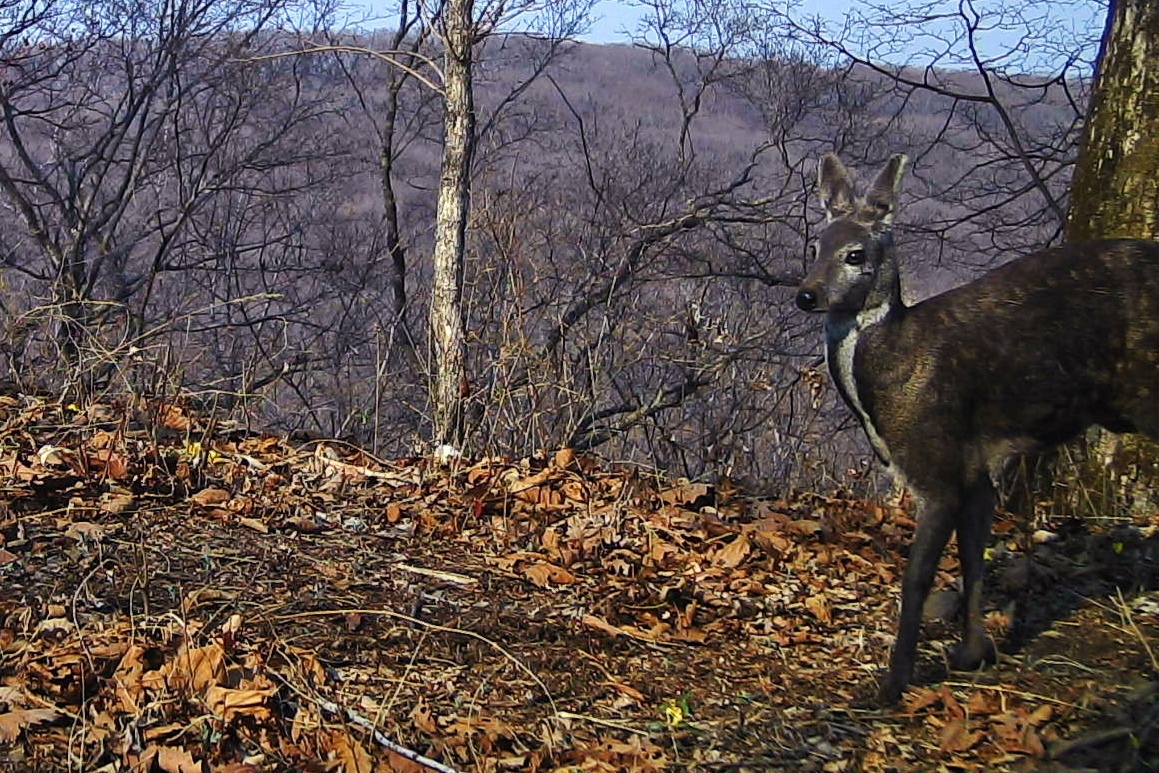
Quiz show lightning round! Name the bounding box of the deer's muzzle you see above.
[796,288,821,312]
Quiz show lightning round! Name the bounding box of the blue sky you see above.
[586,0,1106,70]
[586,0,644,42]
[349,0,1107,73]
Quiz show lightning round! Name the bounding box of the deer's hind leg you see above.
[881,494,956,704]
[949,478,998,672]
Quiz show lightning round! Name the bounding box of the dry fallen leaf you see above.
[291,704,321,744]
[154,744,202,773]
[191,487,232,507]
[581,614,624,638]
[603,680,646,703]
[1020,725,1046,757]
[745,517,793,556]
[0,452,39,482]
[88,449,129,480]
[64,521,107,541]
[715,534,752,567]
[204,685,274,722]
[523,561,577,587]
[0,708,59,742]
[411,701,438,735]
[553,447,575,469]
[659,480,711,507]
[903,686,943,714]
[36,444,76,468]
[1026,704,1054,725]
[35,618,75,636]
[938,684,965,719]
[162,643,225,693]
[112,644,150,712]
[237,516,269,533]
[804,594,832,624]
[965,689,1002,715]
[331,731,376,773]
[387,749,432,773]
[156,402,193,431]
[385,501,403,522]
[938,718,982,753]
[99,492,135,514]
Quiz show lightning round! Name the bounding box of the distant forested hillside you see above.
[0,4,1093,491]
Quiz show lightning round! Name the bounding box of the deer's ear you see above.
[818,153,856,222]
[864,153,908,228]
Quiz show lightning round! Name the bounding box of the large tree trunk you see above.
[1060,0,1159,520]
[429,0,476,449]
[1068,0,1159,242]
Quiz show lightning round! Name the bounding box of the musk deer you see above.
[795,152,1159,703]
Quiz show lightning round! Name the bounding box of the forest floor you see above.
[0,396,1157,772]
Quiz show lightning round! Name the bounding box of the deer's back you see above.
[856,239,1159,487]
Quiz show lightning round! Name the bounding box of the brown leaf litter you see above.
[0,396,1156,771]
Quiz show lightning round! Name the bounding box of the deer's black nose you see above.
[796,288,818,311]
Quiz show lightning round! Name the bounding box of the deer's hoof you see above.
[877,675,908,706]
[948,637,997,672]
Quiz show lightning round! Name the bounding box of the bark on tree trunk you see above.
[1068,0,1159,241]
[429,0,475,448]
[1060,0,1159,520]
[380,100,408,321]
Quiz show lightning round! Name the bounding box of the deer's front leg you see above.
[949,480,997,672]
[880,501,955,704]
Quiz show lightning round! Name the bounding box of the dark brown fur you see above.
[795,153,1159,703]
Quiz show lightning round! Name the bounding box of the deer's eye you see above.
[845,248,866,266]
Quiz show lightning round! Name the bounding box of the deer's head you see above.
[795,153,908,318]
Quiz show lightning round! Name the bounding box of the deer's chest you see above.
[826,319,893,465]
